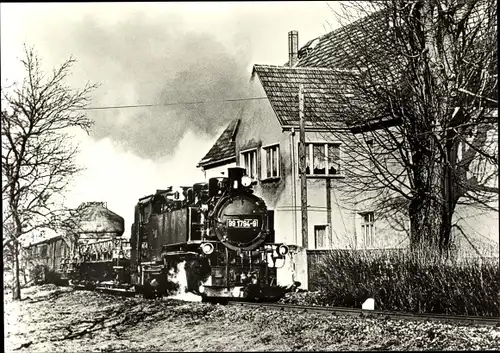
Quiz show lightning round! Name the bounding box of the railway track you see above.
[228,301,500,327]
[70,285,499,327]
[72,284,136,297]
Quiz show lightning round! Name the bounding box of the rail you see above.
[227,301,500,327]
[68,285,500,326]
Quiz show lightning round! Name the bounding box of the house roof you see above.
[23,232,64,248]
[292,10,389,70]
[252,65,358,128]
[198,10,394,163]
[198,118,240,168]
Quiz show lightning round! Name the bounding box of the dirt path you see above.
[4,285,500,352]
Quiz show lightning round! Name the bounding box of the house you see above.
[199,12,498,288]
[197,29,409,288]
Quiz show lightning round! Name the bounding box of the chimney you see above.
[288,30,299,67]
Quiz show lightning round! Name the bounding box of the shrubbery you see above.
[306,250,499,316]
[28,265,66,286]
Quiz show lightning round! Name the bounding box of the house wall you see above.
[203,86,498,289]
[452,204,499,258]
[290,131,409,252]
[202,162,237,180]
[231,84,409,289]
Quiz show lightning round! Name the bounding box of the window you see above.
[300,143,341,176]
[360,212,375,247]
[327,144,340,175]
[40,244,48,258]
[314,225,329,249]
[241,149,258,180]
[263,144,280,178]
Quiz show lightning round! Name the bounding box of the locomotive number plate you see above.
[227,218,259,228]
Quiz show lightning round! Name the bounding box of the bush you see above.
[310,250,499,316]
[29,265,66,286]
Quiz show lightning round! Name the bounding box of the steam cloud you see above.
[46,11,256,160]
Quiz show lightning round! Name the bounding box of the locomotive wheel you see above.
[142,284,157,300]
[85,282,96,291]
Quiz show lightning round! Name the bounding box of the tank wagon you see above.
[23,202,128,288]
[65,201,129,288]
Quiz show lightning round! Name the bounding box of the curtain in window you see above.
[328,145,340,175]
[251,152,256,178]
[243,152,254,178]
[266,148,271,178]
[315,226,327,249]
[271,147,277,177]
[313,144,326,174]
[244,151,256,179]
[244,153,250,176]
[361,212,374,247]
[304,144,310,174]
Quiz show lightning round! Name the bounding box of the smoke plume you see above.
[43,10,256,160]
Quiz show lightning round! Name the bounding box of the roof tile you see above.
[198,119,239,168]
[252,65,356,127]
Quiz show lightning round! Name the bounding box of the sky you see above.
[1,2,344,239]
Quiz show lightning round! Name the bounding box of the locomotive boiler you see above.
[130,167,292,301]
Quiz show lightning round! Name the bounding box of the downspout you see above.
[326,179,332,247]
[290,128,297,245]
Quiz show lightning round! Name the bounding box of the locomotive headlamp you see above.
[277,244,289,256]
[241,175,252,187]
[201,242,214,255]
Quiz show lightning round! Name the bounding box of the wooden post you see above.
[299,85,308,249]
[290,129,298,245]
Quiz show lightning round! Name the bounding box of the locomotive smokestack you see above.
[228,167,245,190]
[288,30,299,67]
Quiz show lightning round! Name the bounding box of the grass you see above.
[309,250,499,316]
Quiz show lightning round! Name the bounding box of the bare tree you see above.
[319,0,497,260]
[1,46,97,300]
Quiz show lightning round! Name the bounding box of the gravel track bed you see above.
[5,285,500,352]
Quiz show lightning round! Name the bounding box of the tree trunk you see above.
[409,173,456,262]
[438,144,459,260]
[12,242,21,300]
[408,144,446,262]
[409,197,442,262]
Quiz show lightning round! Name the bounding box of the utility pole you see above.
[299,84,308,249]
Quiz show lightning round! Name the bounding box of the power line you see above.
[75,96,269,111]
[73,95,498,139]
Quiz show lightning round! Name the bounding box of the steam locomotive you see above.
[130,167,293,301]
[24,167,295,302]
